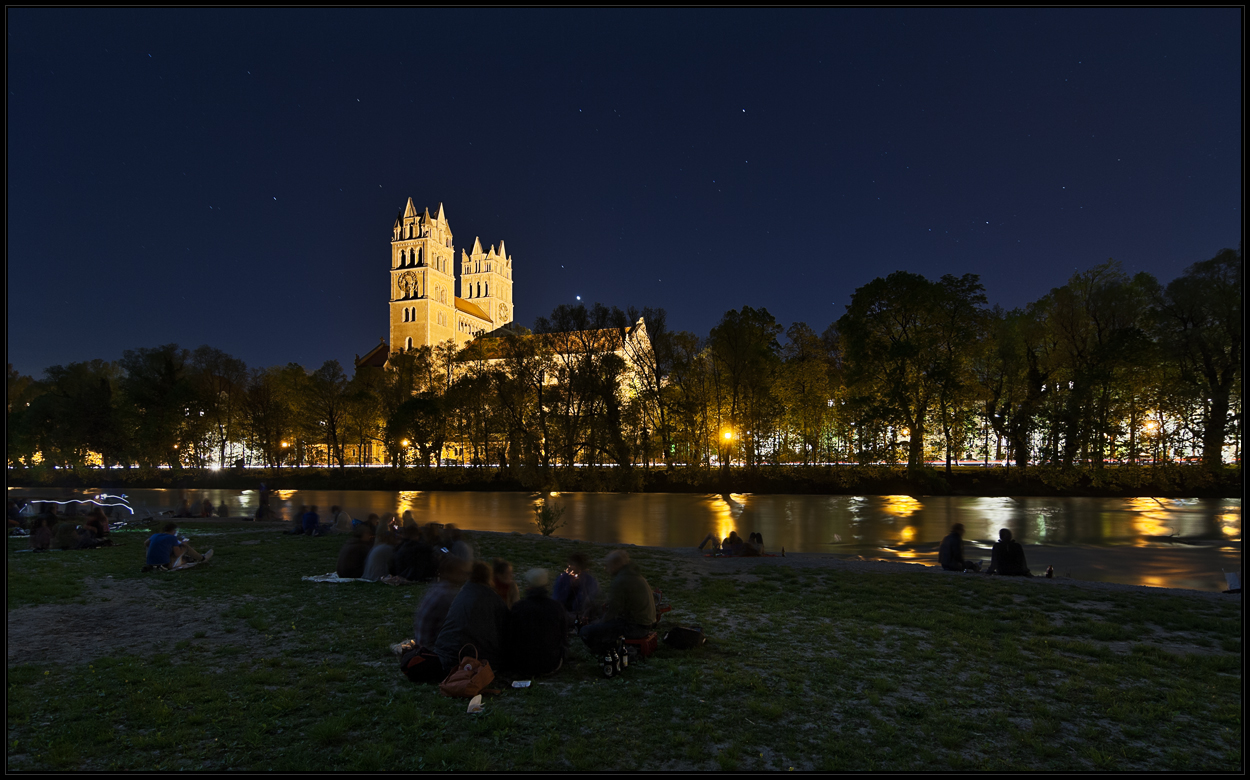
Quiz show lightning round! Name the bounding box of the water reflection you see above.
[8,487,1240,590]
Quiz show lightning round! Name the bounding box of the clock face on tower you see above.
[498,303,509,322]
[397,271,418,299]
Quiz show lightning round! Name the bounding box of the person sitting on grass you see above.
[938,523,981,572]
[414,557,470,647]
[30,517,52,552]
[7,499,26,531]
[403,557,471,683]
[443,524,474,563]
[200,497,214,518]
[336,524,374,579]
[986,528,1032,577]
[84,508,112,545]
[216,501,229,518]
[506,568,569,678]
[53,519,79,550]
[361,522,398,581]
[283,505,307,535]
[394,524,438,582]
[552,552,601,626]
[433,560,509,675]
[579,550,656,653]
[696,533,721,553]
[301,505,323,536]
[143,522,211,571]
[328,505,353,534]
[174,499,193,518]
[493,558,521,607]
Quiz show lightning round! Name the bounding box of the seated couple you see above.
[697,530,765,556]
[939,524,1031,576]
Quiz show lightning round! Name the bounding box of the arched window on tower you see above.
[485,283,489,296]
[416,248,423,266]
[406,337,413,350]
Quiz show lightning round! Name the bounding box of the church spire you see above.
[471,236,483,255]
[403,197,417,219]
[435,202,446,222]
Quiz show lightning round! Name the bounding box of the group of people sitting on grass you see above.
[696,530,766,556]
[939,523,1036,576]
[26,504,114,551]
[401,546,657,681]
[334,516,473,582]
[280,505,355,537]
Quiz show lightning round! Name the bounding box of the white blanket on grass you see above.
[302,572,368,583]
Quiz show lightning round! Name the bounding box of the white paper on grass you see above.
[467,695,484,713]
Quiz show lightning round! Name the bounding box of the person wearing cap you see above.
[505,568,569,677]
[578,550,656,653]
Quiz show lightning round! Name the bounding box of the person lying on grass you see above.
[143,522,211,571]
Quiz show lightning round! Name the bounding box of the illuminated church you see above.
[385,197,514,354]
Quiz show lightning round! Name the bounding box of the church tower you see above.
[459,237,514,330]
[389,198,457,353]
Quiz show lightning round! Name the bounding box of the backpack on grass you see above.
[439,644,500,698]
[663,625,706,650]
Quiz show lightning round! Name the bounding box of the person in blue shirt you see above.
[143,522,210,571]
[301,505,323,536]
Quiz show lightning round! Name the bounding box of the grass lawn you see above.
[6,524,1243,771]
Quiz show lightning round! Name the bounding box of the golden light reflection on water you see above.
[891,525,919,559]
[1218,511,1242,539]
[708,495,736,542]
[884,495,921,518]
[397,490,421,515]
[1126,497,1173,546]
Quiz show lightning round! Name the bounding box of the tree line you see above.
[7,249,1241,476]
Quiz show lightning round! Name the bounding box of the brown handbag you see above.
[439,644,498,698]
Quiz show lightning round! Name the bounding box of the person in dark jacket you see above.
[434,561,509,671]
[336,525,374,578]
[579,550,656,652]
[552,552,600,624]
[394,524,437,581]
[986,528,1032,576]
[506,569,569,677]
[938,523,981,572]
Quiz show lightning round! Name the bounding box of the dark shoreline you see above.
[7,463,1241,498]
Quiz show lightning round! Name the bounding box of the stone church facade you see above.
[388,197,514,353]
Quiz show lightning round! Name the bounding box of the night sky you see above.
[7,9,1242,376]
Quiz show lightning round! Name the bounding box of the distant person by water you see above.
[939,523,981,572]
[987,528,1032,577]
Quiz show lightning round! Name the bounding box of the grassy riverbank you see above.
[6,527,1242,771]
[7,462,1242,497]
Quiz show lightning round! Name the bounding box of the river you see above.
[9,488,1241,592]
